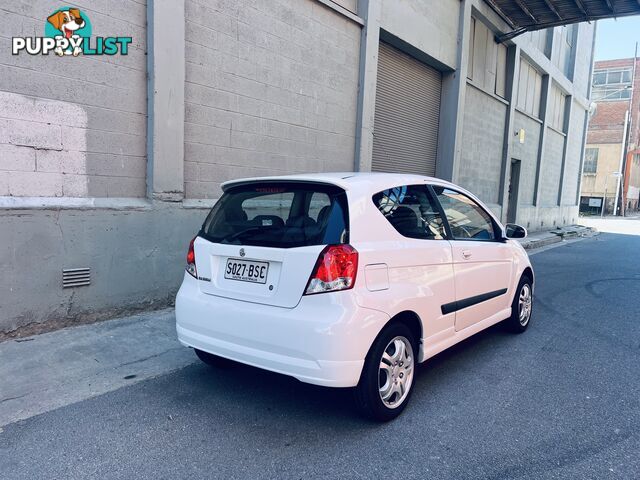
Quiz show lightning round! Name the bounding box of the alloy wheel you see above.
[519,283,532,326]
[378,336,414,409]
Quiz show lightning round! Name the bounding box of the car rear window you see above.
[200,182,349,248]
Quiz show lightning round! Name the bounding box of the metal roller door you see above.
[372,42,442,176]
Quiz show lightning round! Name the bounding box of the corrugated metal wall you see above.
[372,42,442,176]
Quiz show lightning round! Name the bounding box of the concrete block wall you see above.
[517,204,579,230]
[458,84,507,206]
[540,129,565,206]
[183,0,361,198]
[511,112,542,206]
[0,1,147,198]
[562,104,588,204]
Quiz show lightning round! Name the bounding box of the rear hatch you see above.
[193,181,350,308]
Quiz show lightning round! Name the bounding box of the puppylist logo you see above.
[12,7,132,57]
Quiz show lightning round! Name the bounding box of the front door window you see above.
[432,187,496,241]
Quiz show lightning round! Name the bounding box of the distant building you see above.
[581,57,640,215]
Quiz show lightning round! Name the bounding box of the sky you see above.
[594,16,640,61]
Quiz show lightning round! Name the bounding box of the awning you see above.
[485,0,640,41]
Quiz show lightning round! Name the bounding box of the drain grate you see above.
[62,267,91,288]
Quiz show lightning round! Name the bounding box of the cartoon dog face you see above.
[47,8,85,38]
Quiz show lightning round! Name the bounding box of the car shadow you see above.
[170,320,520,429]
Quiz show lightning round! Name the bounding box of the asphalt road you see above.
[2,228,640,479]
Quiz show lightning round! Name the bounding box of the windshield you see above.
[200,182,349,248]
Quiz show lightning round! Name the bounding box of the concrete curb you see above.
[519,235,563,250]
[518,225,599,251]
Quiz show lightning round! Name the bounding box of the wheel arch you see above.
[357,309,425,385]
[376,310,423,359]
[510,267,534,304]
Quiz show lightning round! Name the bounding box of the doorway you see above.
[506,159,521,224]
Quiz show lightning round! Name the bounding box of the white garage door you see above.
[372,42,442,176]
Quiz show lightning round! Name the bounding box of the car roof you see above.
[221,172,458,192]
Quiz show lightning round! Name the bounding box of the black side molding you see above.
[441,288,508,315]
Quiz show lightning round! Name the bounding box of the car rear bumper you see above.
[175,273,390,387]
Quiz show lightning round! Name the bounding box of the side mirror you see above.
[505,223,527,239]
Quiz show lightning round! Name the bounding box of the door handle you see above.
[462,250,473,259]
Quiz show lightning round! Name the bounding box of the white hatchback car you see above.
[176,173,534,421]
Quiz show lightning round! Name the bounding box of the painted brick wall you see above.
[587,101,627,144]
[0,1,147,198]
[540,128,565,206]
[183,0,361,199]
[580,142,623,195]
[458,84,507,205]
[511,112,542,206]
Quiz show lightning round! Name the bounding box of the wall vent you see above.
[62,268,91,288]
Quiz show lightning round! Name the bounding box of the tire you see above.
[504,276,533,333]
[194,348,235,367]
[354,323,417,422]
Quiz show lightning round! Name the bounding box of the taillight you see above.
[186,236,197,278]
[305,244,358,295]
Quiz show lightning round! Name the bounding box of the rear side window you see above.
[372,185,447,240]
[201,183,349,248]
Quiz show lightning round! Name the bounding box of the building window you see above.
[467,17,507,99]
[593,68,632,86]
[593,68,631,85]
[593,72,606,85]
[608,71,622,84]
[516,59,543,118]
[528,29,550,57]
[495,43,507,98]
[592,88,632,101]
[548,84,567,132]
[592,67,633,101]
[583,148,598,174]
[565,24,575,48]
[552,25,576,79]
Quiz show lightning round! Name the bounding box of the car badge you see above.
[239,248,245,257]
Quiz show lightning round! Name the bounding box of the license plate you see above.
[224,258,269,284]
